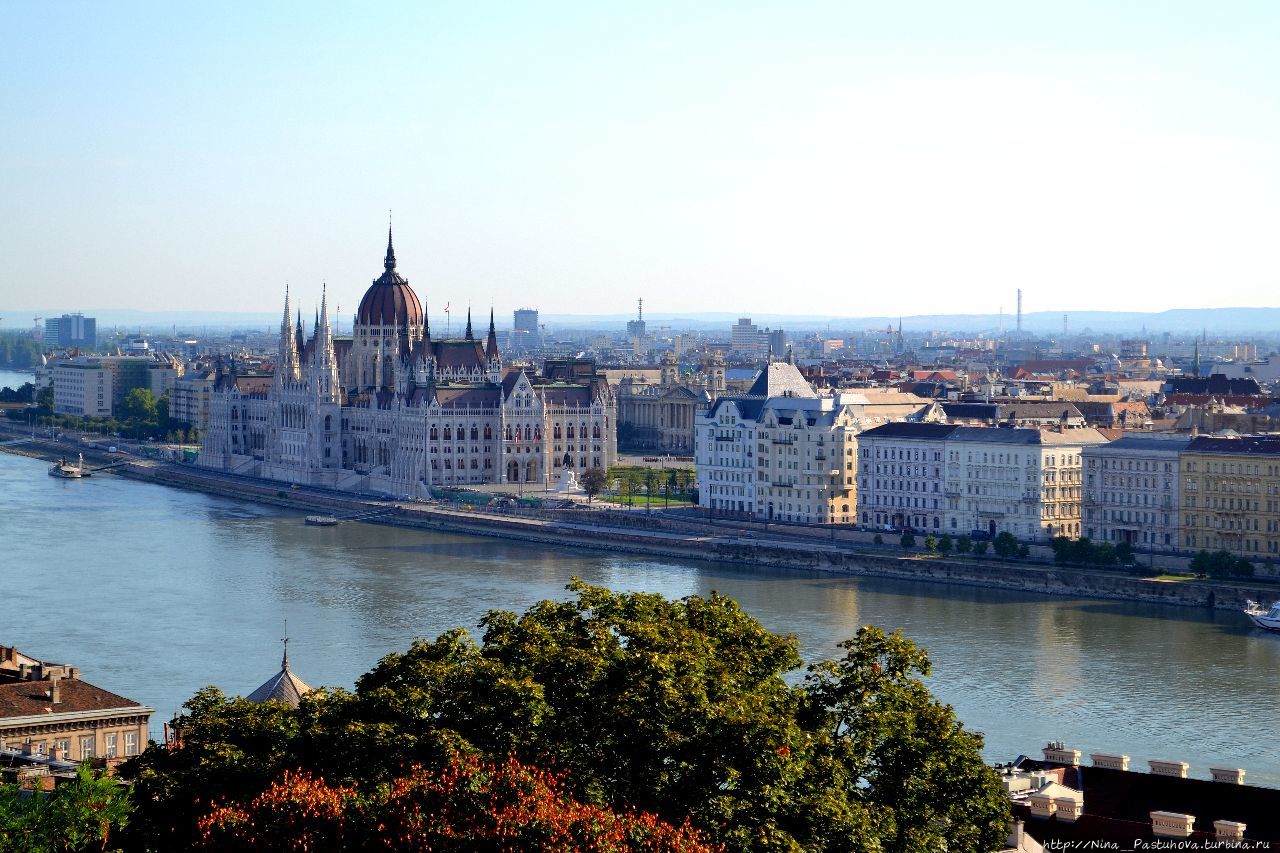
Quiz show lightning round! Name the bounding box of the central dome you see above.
[356,227,424,327]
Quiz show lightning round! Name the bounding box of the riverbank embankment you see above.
[5,435,1274,612]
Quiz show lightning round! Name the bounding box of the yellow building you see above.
[1180,436,1280,557]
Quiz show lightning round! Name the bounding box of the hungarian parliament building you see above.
[197,229,617,496]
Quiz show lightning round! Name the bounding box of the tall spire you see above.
[423,299,431,340]
[384,216,396,272]
[486,307,500,359]
[465,308,473,339]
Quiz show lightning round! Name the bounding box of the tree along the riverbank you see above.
[120,581,1009,853]
[0,333,43,370]
[6,387,198,443]
[1189,549,1254,579]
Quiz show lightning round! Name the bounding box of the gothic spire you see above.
[465,308,473,340]
[486,307,500,359]
[384,219,396,271]
[423,299,431,340]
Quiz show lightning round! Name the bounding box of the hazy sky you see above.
[2,2,1278,323]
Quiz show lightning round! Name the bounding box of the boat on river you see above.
[1244,600,1280,631]
[48,454,88,479]
[304,515,339,526]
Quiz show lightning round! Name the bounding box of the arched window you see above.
[593,424,601,439]
[430,426,438,441]
[566,424,575,439]
[506,425,513,441]
[483,425,492,440]
[524,425,532,441]
[471,426,479,441]
[534,426,541,441]
[443,426,452,440]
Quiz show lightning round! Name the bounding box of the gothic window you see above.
[506,425,513,441]
[534,426,541,441]
[444,426,452,440]
[471,426,479,441]
[593,424,601,439]
[524,425,532,441]
[484,425,492,440]
[566,424,575,439]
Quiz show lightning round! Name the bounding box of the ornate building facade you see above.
[198,229,617,495]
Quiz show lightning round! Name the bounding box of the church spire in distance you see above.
[465,308,473,339]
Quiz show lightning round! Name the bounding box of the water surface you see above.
[1,450,1275,785]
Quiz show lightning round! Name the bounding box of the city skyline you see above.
[3,2,1279,317]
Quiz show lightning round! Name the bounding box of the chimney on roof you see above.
[1151,811,1195,839]
[49,675,60,705]
[1149,759,1189,778]
[1210,766,1246,785]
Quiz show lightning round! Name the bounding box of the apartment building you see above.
[696,362,931,523]
[1180,435,1280,556]
[52,359,112,417]
[0,645,153,766]
[1082,434,1190,550]
[857,423,1109,540]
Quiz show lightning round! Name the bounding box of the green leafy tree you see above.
[955,535,972,554]
[992,531,1019,559]
[0,764,132,853]
[937,534,953,554]
[124,583,1009,853]
[923,534,937,552]
[873,534,884,545]
[1189,549,1254,579]
[1114,541,1136,565]
[37,384,54,415]
[899,532,916,549]
[579,467,607,502]
[972,541,989,556]
[1017,544,1031,560]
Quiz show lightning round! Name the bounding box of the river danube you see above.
[3,448,1278,785]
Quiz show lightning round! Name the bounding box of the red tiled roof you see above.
[0,679,147,719]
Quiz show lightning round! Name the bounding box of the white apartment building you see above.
[53,359,113,417]
[1082,434,1190,550]
[857,423,1110,540]
[696,362,934,523]
[851,423,955,533]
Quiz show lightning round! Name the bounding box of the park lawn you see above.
[602,494,697,508]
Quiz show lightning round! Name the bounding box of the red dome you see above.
[356,229,424,328]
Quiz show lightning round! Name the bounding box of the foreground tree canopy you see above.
[122,581,1008,852]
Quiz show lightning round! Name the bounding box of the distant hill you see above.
[0,306,1276,335]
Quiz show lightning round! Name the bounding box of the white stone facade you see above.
[198,236,616,496]
[1082,434,1189,550]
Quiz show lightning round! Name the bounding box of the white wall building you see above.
[1082,434,1189,550]
[696,362,934,524]
[857,423,1110,540]
[198,230,617,496]
[52,359,112,418]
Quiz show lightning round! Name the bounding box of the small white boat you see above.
[1244,600,1280,631]
[304,515,339,526]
